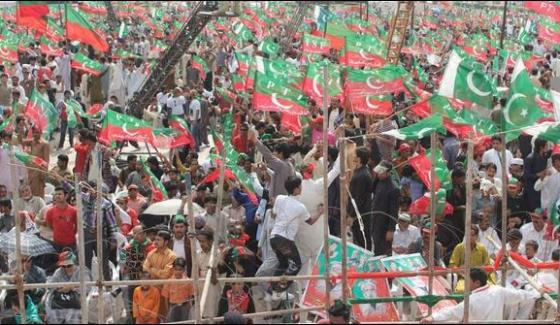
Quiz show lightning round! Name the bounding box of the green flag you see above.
[382,114,445,140]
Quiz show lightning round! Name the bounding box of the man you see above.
[127,184,147,216]
[42,187,77,252]
[476,211,501,259]
[199,195,227,244]
[188,90,202,151]
[168,215,192,277]
[372,160,400,256]
[123,225,155,281]
[232,123,255,154]
[0,198,14,233]
[146,156,164,180]
[256,141,295,197]
[28,128,49,197]
[482,135,513,179]
[509,158,525,182]
[0,73,12,107]
[56,90,75,149]
[167,87,186,118]
[195,227,221,318]
[17,184,46,218]
[143,230,177,280]
[420,268,541,322]
[524,139,548,213]
[48,154,73,186]
[392,213,420,255]
[317,300,352,324]
[520,209,559,261]
[534,148,560,213]
[119,154,138,188]
[449,225,493,293]
[126,163,151,198]
[270,176,321,294]
[348,147,374,250]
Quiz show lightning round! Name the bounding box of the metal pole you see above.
[185,173,201,323]
[427,133,437,317]
[9,150,25,324]
[95,148,105,324]
[339,111,348,303]
[322,63,331,309]
[463,134,475,323]
[75,173,88,324]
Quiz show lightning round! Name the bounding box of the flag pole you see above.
[463,132,475,323]
[75,173,89,324]
[427,132,437,317]
[95,147,105,324]
[321,62,332,310]
[185,173,201,323]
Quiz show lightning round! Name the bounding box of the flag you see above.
[382,114,445,140]
[118,21,129,39]
[71,53,107,76]
[546,196,560,240]
[211,129,224,154]
[349,94,392,116]
[98,109,154,144]
[65,4,109,52]
[199,167,236,185]
[0,115,13,132]
[14,151,48,170]
[258,38,280,57]
[64,98,85,129]
[0,41,19,63]
[232,21,254,42]
[538,18,560,43]
[252,72,309,115]
[321,22,355,50]
[302,62,343,103]
[140,158,167,202]
[87,103,104,117]
[255,56,304,89]
[340,34,386,68]
[25,90,58,137]
[234,52,252,76]
[344,66,409,97]
[502,59,544,140]
[16,1,49,33]
[302,33,331,55]
[523,121,560,144]
[191,55,209,80]
[168,115,195,147]
[438,50,495,109]
[408,153,440,190]
[39,43,63,57]
[525,2,560,24]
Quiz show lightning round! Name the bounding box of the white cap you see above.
[511,158,524,166]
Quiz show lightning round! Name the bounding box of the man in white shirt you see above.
[166,87,187,117]
[270,176,320,293]
[520,209,559,261]
[476,211,501,259]
[482,135,513,179]
[392,213,421,255]
[422,268,542,323]
[188,91,202,151]
[534,150,560,211]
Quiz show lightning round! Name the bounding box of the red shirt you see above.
[74,143,90,174]
[120,208,139,235]
[232,135,254,154]
[45,205,77,246]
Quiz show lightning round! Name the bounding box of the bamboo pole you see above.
[165,306,325,324]
[427,133,437,317]
[339,110,348,303]
[463,134,475,323]
[75,173,89,324]
[95,148,105,324]
[486,236,557,309]
[185,173,201,323]
[321,63,331,310]
[9,150,25,324]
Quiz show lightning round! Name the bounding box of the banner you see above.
[381,254,456,316]
[301,236,399,322]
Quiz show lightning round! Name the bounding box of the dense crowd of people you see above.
[0,1,558,324]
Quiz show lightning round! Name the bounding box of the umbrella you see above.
[141,199,205,216]
[0,229,56,257]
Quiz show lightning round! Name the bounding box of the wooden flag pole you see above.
[463,133,475,323]
[322,63,331,309]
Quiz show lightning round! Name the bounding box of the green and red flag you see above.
[525,2,560,24]
[140,158,167,202]
[71,53,107,76]
[25,90,58,137]
[302,62,343,103]
[191,55,209,80]
[231,74,246,92]
[345,17,374,33]
[98,109,154,145]
[340,34,386,68]
[302,33,331,55]
[43,17,65,43]
[211,129,224,154]
[538,19,560,43]
[320,22,355,50]
[64,98,86,129]
[382,114,445,140]
[0,41,19,63]
[546,196,560,240]
[234,52,252,76]
[232,20,254,43]
[253,72,309,115]
[344,65,409,97]
[349,94,392,117]
[65,4,109,52]
[502,59,545,141]
[438,50,495,109]
[167,115,195,148]
[39,42,63,57]
[215,87,238,109]
[408,152,440,190]
[16,1,49,34]
[258,38,280,57]
[14,150,48,170]
[0,115,13,133]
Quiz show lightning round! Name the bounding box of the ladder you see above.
[128,1,218,117]
[104,1,119,29]
[385,1,414,65]
[282,3,308,53]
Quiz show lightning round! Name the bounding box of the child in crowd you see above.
[133,272,160,324]
[162,258,194,322]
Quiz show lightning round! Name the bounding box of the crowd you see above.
[0,1,558,324]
